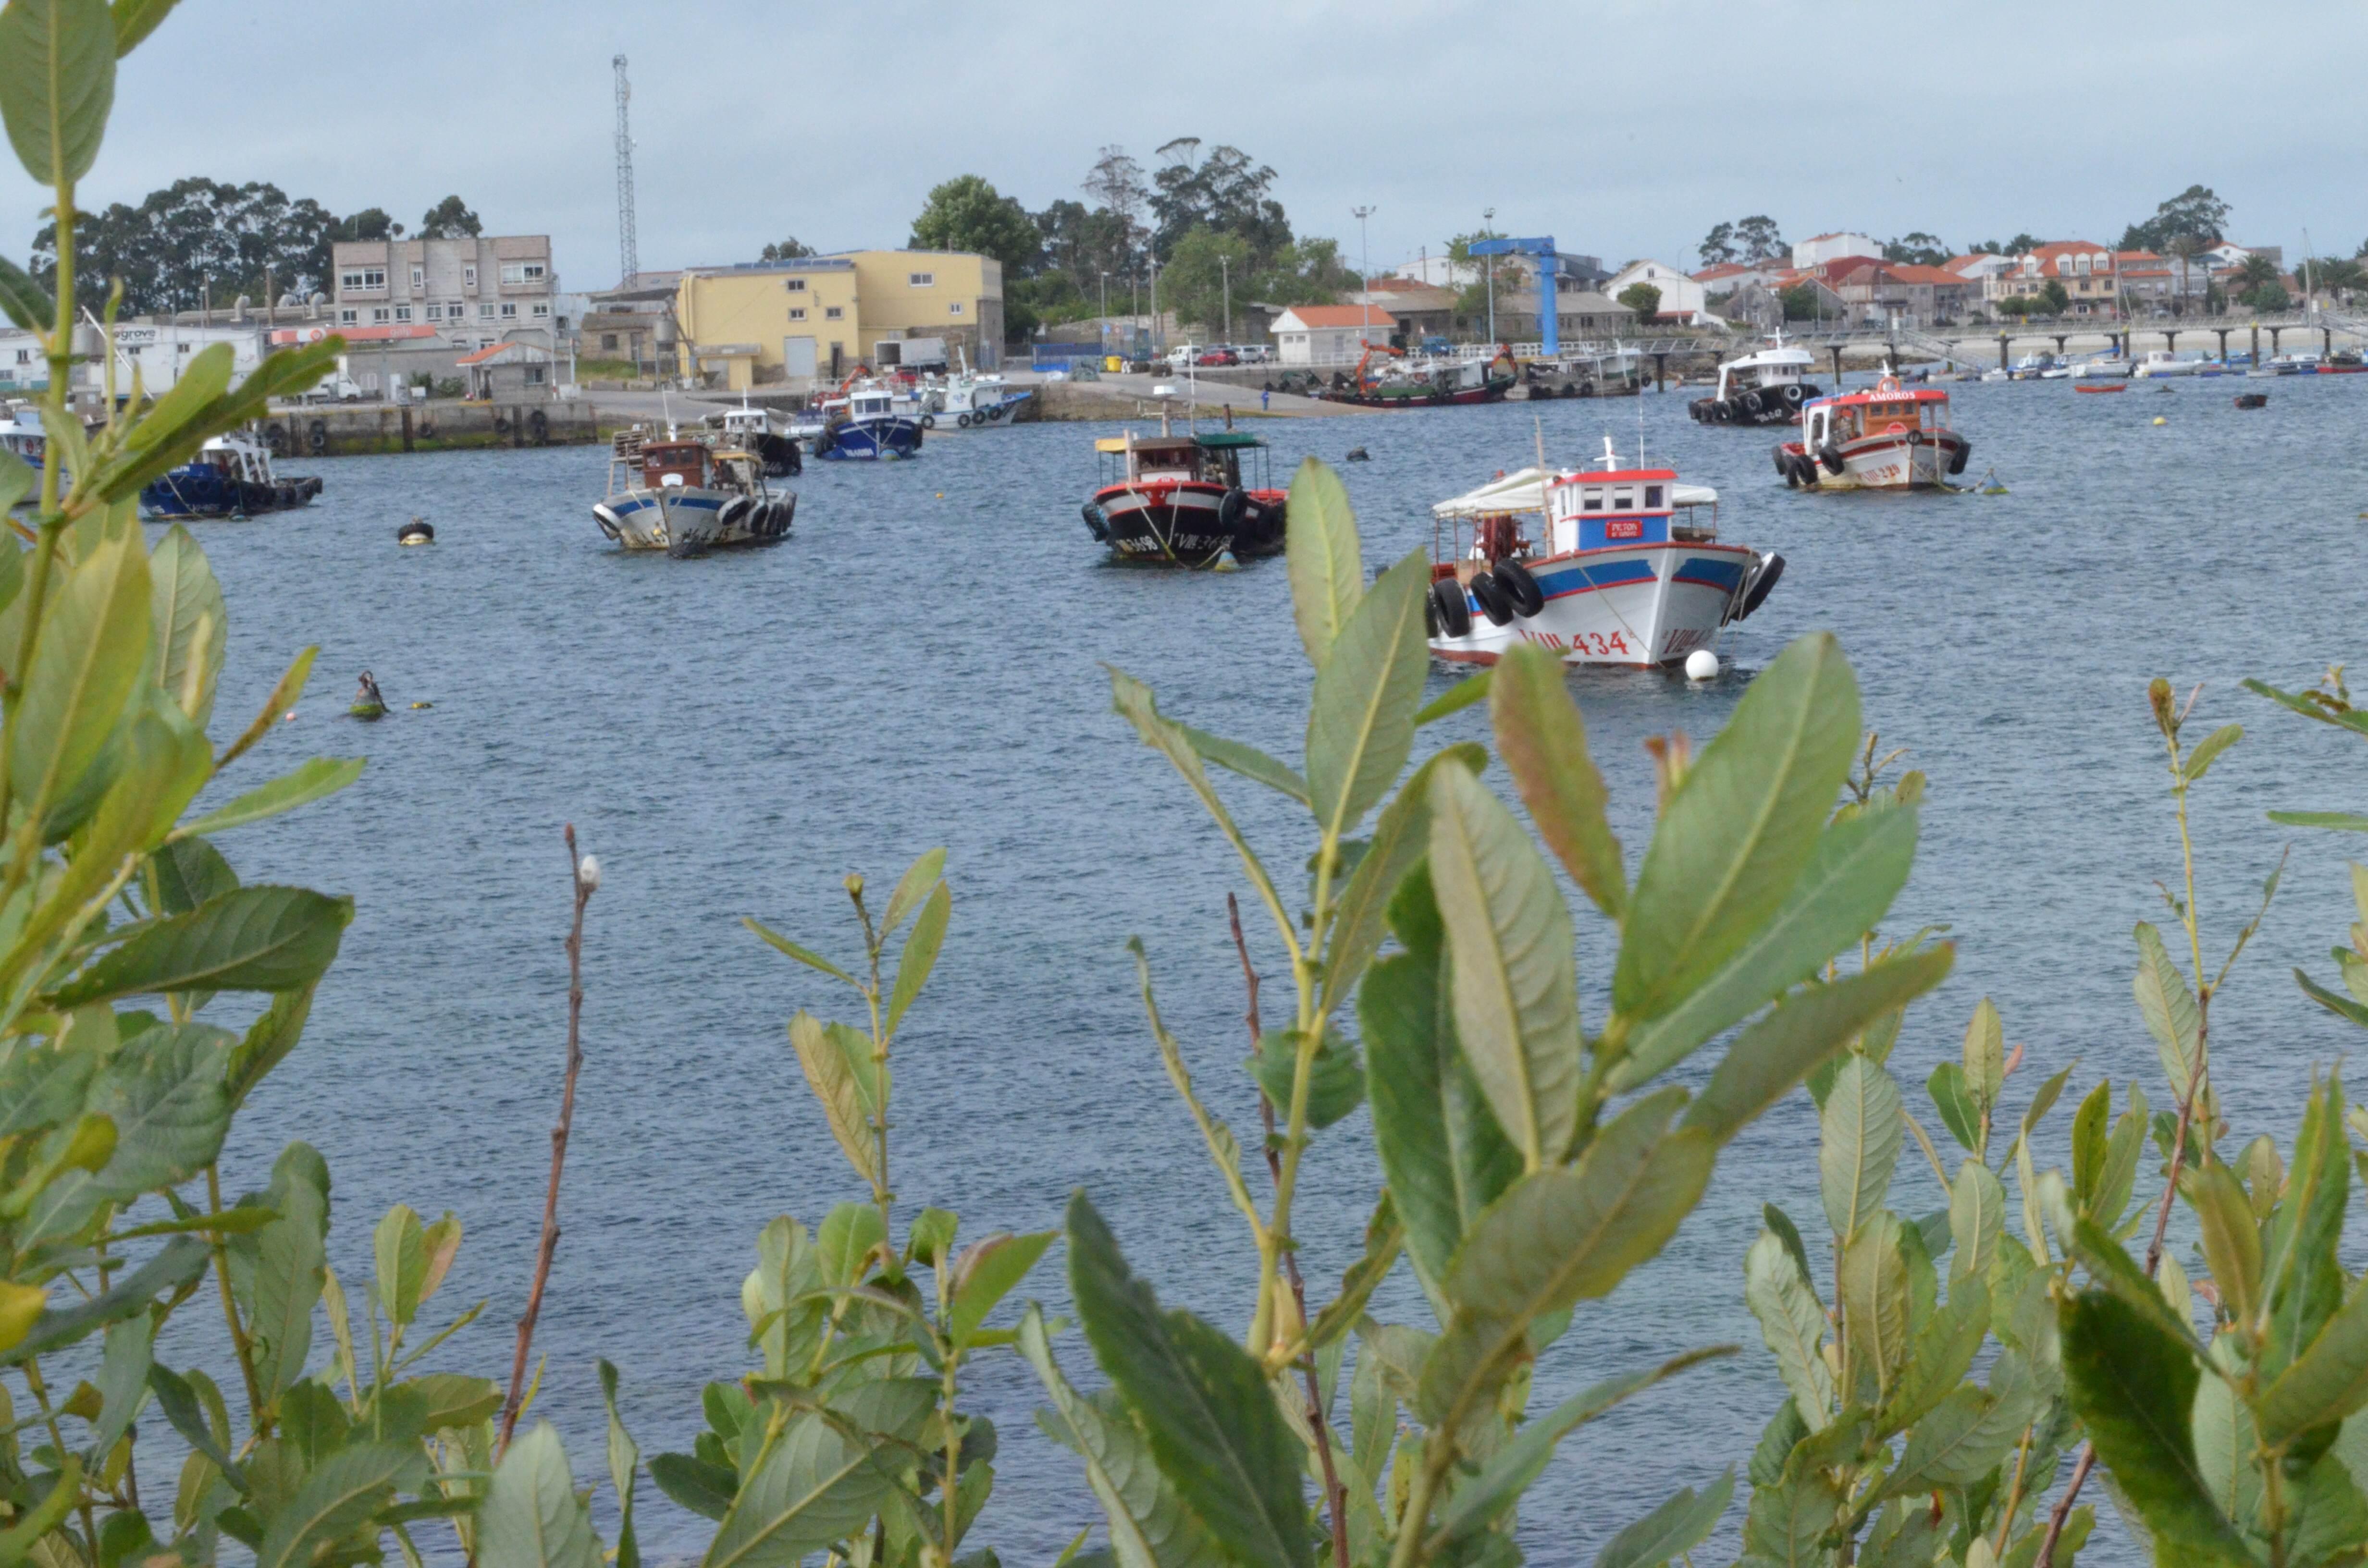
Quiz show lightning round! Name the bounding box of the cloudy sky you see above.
[9,0,2366,288]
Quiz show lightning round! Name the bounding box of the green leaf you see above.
[1431,1348,1733,1549]
[816,1202,885,1287]
[0,0,115,184]
[2059,1288,2250,1568]
[1883,1286,1990,1433]
[49,884,351,1006]
[0,253,50,332]
[1820,1055,1903,1241]
[248,1142,330,1399]
[1745,1228,1834,1431]
[2183,1162,2262,1333]
[1592,1468,1735,1568]
[1413,669,1490,726]
[1427,760,1579,1169]
[148,1362,244,1485]
[1303,1193,1402,1353]
[2183,723,2242,781]
[597,1361,641,1568]
[1283,456,1361,667]
[884,878,948,1037]
[2261,1072,2349,1388]
[10,531,150,819]
[1019,1306,1227,1568]
[878,846,944,940]
[1306,550,1428,837]
[2257,1276,2368,1450]
[649,1454,736,1522]
[0,449,28,513]
[108,0,177,55]
[949,1230,1054,1347]
[254,1441,424,1568]
[23,1020,232,1241]
[1743,1461,1845,1568]
[1617,804,1918,1092]
[787,1011,878,1189]
[1614,631,1861,1021]
[1319,743,1483,1020]
[1247,1030,1364,1132]
[2269,811,2368,833]
[1179,725,1308,806]
[742,919,857,989]
[178,757,363,839]
[407,1371,499,1432]
[1421,1091,1714,1424]
[3,1236,203,1362]
[1839,1214,1910,1403]
[477,1421,600,1568]
[1964,995,2004,1109]
[146,524,226,725]
[1065,1191,1309,1568]
[86,1308,152,1461]
[1928,1062,1980,1151]
[2134,921,2202,1102]
[1490,642,1625,919]
[374,1203,427,1329]
[1871,1383,2023,1500]
[2299,967,2368,1029]
[224,978,317,1110]
[702,1382,933,1568]
[1680,947,1953,1149]
[1949,1159,2006,1285]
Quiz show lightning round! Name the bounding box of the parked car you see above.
[1235,343,1272,364]
[1195,347,1238,366]
[1165,344,1200,368]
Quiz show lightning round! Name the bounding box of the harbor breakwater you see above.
[256,399,610,457]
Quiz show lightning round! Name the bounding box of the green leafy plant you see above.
[1023,459,1953,1568]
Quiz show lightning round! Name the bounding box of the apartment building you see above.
[673,250,1005,390]
[326,235,561,388]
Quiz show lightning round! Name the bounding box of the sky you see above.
[8,0,2368,292]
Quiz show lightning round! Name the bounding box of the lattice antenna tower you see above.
[613,54,638,284]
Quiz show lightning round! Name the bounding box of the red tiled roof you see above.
[1889,264,1971,286]
[1692,262,1755,282]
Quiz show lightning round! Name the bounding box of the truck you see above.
[876,336,949,370]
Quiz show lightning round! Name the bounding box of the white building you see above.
[98,320,268,395]
[1606,259,1708,323]
[1389,254,1479,288]
[1270,304,1396,365]
[1791,232,1882,270]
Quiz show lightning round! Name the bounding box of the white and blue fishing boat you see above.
[929,371,1031,429]
[141,432,322,519]
[814,386,923,461]
[1425,438,1783,668]
[2,402,52,505]
[592,426,795,558]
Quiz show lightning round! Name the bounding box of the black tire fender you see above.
[921,414,937,429]
[1770,443,1793,478]
[1218,488,1246,531]
[1081,502,1109,540]
[1818,442,1846,476]
[1495,558,1545,617]
[1429,578,1472,638]
[528,408,549,441]
[308,418,328,453]
[1470,571,1515,626]
[1948,440,1971,475]
[1739,552,1786,620]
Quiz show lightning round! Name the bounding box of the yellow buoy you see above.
[409,700,433,710]
[2152,416,2167,425]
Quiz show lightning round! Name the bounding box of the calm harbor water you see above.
[188,373,2368,1563]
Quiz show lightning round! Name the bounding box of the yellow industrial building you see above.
[675,250,1005,389]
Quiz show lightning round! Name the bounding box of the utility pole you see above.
[1219,253,1231,343]
[613,56,639,286]
[1150,254,1161,354]
[1099,271,1109,355]
[1352,205,1376,353]
[1483,206,1496,344]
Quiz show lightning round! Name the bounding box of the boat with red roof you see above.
[1425,438,1783,668]
[1772,374,1970,490]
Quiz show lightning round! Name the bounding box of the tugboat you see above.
[592,425,796,556]
[1425,437,1782,667]
[141,432,324,518]
[1687,335,1821,425]
[1313,346,1517,408]
[814,382,924,461]
[1774,374,1970,490]
[1080,414,1286,567]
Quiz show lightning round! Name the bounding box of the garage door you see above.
[783,336,817,378]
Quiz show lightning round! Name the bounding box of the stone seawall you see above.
[259,400,610,458]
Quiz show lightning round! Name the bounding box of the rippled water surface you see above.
[189,373,2368,1562]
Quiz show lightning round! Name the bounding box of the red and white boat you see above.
[1425,439,1784,668]
[1773,375,1971,490]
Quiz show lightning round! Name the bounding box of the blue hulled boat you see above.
[141,433,322,519]
[814,387,923,461]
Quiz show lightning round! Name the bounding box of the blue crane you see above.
[1468,236,1563,356]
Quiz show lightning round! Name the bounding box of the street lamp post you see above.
[1352,205,1376,357]
[1099,270,1109,354]
[1219,254,1231,343]
[1483,206,1496,344]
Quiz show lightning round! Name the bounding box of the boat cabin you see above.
[1430,462,1718,569]
[1715,345,1813,400]
[1803,384,1951,449]
[195,436,272,485]
[847,391,896,422]
[1094,429,1273,491]
[642,440,713,489]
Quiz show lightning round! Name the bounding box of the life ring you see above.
[1904,428,1925,446]
[1469,571,1515,627]
[308,419,328,453]
[1780,384,1807,407]
[1494,559,1544,618]
[1818,442,1846,476]
[528,408,549,442]
[1429,578,1473,638]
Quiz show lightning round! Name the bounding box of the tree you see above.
[2120,184,2228,254]
[332,207,399,243]
[2006,233,2041,254]
[2310,256,2365,294]
[1733,215,1786,262]
[909,175,1040,271]
[1083,145,1148,225]
[1883,232,1949,267]
[31,177,340,312]
[1147,143,1291,264]
[1699,221,1737,266]
[2232,252,2280,289]
[2241,282,2290,313]
[758,237,814,264]
[1616,282,1662,318]
[1034,199,1137,301]
[1161,225,1253,338]
[417,195,481,239]
[1257,235,1358,307]
[1779,282,1824,320]
[2039,278,2070,314]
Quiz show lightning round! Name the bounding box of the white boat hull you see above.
[1428,542,1757,668]
[1795,431,1967,491]
[593,486,794,551]
[2133,359,2202,378]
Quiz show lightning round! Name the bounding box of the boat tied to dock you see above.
[593,425,796,557]
[1774,375,1970,491]
[1425,437,1782,668]
[1309,346,1517,408]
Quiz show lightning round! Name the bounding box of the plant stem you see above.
[23,1356,96,1561]
[1255,834,1336,1354]
[855,884,893,1235]
[498,825,594,1455]
[204,1164,265,1425]
[1231,894,1351,1568]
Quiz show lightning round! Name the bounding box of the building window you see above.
[500,302,517,318]
[525,365,546,385]
[394,305,412,322]
[500,262,547,285]
[463,265,477,289]
[478,303,496,319]
[785,278,806,292]
[909,272,934,287]
[339,308,358,325]
[370,307,391,323]
[530,302,549,318]
[789,307,807,321]
[824,306,843,319]
[949,301,964,316]
[426,303,442,320]
[339,268,386,292]
[410,266,423,287]
[601,333,617,350]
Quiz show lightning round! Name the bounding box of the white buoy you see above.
[1685,649,1720,682]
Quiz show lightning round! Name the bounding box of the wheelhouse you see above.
[1093,429,1273,490]
[1429,465,1719,568]
[1803,386,1951,449]
[641,440,712,489]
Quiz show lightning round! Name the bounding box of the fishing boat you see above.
[592,425,796,557]
[715,404,804,478]
[1688,336,1821,425]
[1424,437,1782,668]
[1775,374,1970,490]
[1081,418,1285,567]
[814,384,924,460]
[2132,350,2203,379]
[928,371,1031,429]
[2073,356,2133,379]
[1313,346,1517,408]
[141,432,323,519]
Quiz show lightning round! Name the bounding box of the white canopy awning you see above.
[1431,466,1716,518]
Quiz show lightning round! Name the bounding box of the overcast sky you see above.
[9,0,2366,290]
